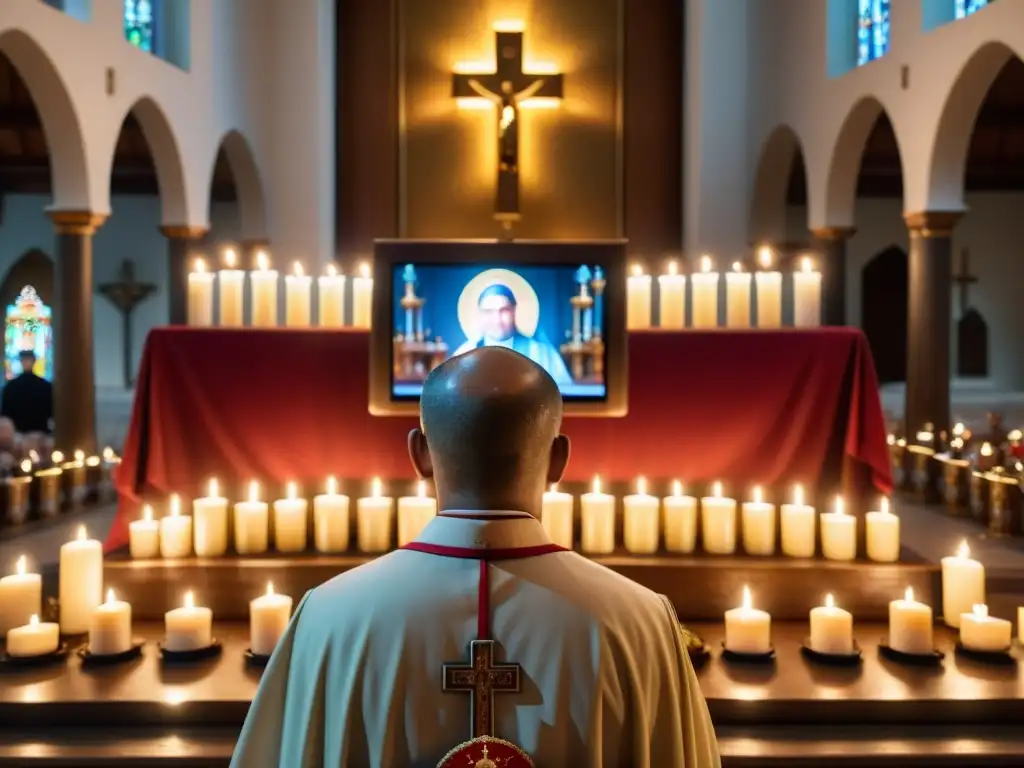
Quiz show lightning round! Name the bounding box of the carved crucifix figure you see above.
[452,28,563,233]
[98,260,157,389]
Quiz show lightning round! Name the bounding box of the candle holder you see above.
[159,639,222,663]
[936,455,971,516]
[61,460,87,508]
[903,445,938,500]
[0,642,69,669]
[970,471,992,525]
[720,643,775,664]
[2,476,30,525]
[31,468,62,518]
[954,641,1014,666]
[244,648,272,668]
[986,470,1023,538]
[887,436,906,489]
[878,641,944,666]
[78,639,145,667]
[84,457,103,504]
[800,639,863,667]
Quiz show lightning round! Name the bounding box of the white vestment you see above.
[231,513,720,767]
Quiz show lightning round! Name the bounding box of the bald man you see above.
[232,348,719,768]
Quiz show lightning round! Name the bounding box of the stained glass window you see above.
[955,0,990,19]
[857,0,891,66]
[5,287,53,381]
[124,0,157,53]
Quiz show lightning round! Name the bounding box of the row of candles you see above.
[0,530,1011,661]
[1,449,119,523]
[626,249,822,331]
[187,250,373,329]
[124,478,897,562]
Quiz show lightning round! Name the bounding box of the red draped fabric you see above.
[106,327,891,550]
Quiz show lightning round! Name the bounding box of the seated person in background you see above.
[232,347,719,767]
[1,351,52,436]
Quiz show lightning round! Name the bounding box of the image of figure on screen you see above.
[391,263,606,400]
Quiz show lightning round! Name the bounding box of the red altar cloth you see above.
[106,327,891,550]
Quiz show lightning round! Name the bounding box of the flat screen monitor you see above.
[369,240,628,417]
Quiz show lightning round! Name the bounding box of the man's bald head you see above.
[408,347,569,514]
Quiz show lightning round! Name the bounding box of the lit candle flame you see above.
[712,481,722,498]
[630,263,643,277]
[592,475,602,495]
[286,482,297,500]
[672,479,682,497]
[825,593,835,609]
[102,447,115,461]
[887,433,895,445]
[19,459,30,474]
[757,246,772,269]
[51,451,64,465]
[953,422,965,436]
[956,539,971,559]
[801,257,813,273]
[881,497,890,515]
[326,263,338,277]
[904,586,915,603]
[15,555,25,576]
[416,479,427,498]
[248,481,260,503]
[256,251,270,271]
[29,450,39,463]
[548,483,558,493]
[371,477,382,498]
[169,494,181,517]
[224,248,237,268]
[732,261,742,273]
[834,496,844,516]
[194,258,207,274]
[208,478,219,498]
[793,484,804,507]
[359,261,371,279]
[74,450,84,463]
[741,585,753,610]
[266,582,275,597]
[951,437,964,450]
[76,525,87,542]
[972,603,988,619]
[326,475,338,496]
[142,504,153,522]
[636,476,647,495]
[106,588,116,604]
[183,591,195,609]
[666,260,678,276]
[293,261,304,277]
[29,614,39,627]
[700,255,712,274]
[981,442,993,456]
[752,486,762,504]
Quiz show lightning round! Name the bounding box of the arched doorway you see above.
[749,125,808,249]
[209,130,267,260]
[861,245,907,384]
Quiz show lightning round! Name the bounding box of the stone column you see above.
[160,226,208,324]
[48,210,107,454]
[810,226,855,326]
[903,211,962,440]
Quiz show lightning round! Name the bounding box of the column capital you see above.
[903,211,963,238]
[47,210,107,236]
[160,225,209,240]
[810,226,856,242]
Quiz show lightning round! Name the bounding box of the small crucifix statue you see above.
[98,260,157,389]
[452,26,563,235]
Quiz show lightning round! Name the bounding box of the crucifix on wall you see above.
[452,24,563,234]
[952,247,988,379]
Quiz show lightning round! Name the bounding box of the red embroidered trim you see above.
[402,542,567,561]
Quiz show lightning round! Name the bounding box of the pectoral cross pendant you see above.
[442,639,521,738]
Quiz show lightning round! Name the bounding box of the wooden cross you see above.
[97,260,157,389]
[452,27,563,231]
[442,639,521,738]
[953,247,978,316]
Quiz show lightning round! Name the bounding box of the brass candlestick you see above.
[2,476,30,525]
[32,467,62,518]
[62,454,88,508]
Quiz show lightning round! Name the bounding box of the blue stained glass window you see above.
[955,0,990,19]
[124,0,157,53]
[857,0,891,67]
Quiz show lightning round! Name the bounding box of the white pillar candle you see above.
[129,504,160,558]
[187,258,214,327]
[159,494,193,559]
[820,496,857,561]
[88,588,132,656]
[250,582,293,657]
[217,248,245,327]
[889,587,934,655]
[193,478,229,557]
[163,591,213,652]
[285,261,312,327]
[580,476,616,554]
[0,555,41,637]
[657,261,685,330]
[623,476,660,554]
[866,497,900,563]
[662,480,698,553]
[318,264,346,328]
[273,482,308,553]
[357,477,394,553]
[725,263,752,329]
[235,481,269,555]
[690,256,720,329]
[626,265,652,331]
[809,593,854,655]
[754,246,782,329]
[6,614,59,657]
[313,476,351,553]
[351,261,373,329]
[397,480,437,547]
[250,250,279,328]
[701,481,737,554]
[59,525,103,635]
[792,256,822,328]
[960,604,1011,652]
[541,483,574,549]
[941,540,985,628]
[741,486,776,556]
[1018,606,1024,645]
[724,585,772,654]
[780,484,816,557]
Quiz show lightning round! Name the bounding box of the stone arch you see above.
[749,124,807,243]
[211,129,267,239]
[824,96,905,226]
[0,29,90,209]
[0,249,54,309]
[927,41,1019,211]
[107,96,189,224]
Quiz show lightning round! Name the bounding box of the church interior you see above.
[4,0,1024,764]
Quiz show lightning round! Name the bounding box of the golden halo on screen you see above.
[457,268,540,342]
